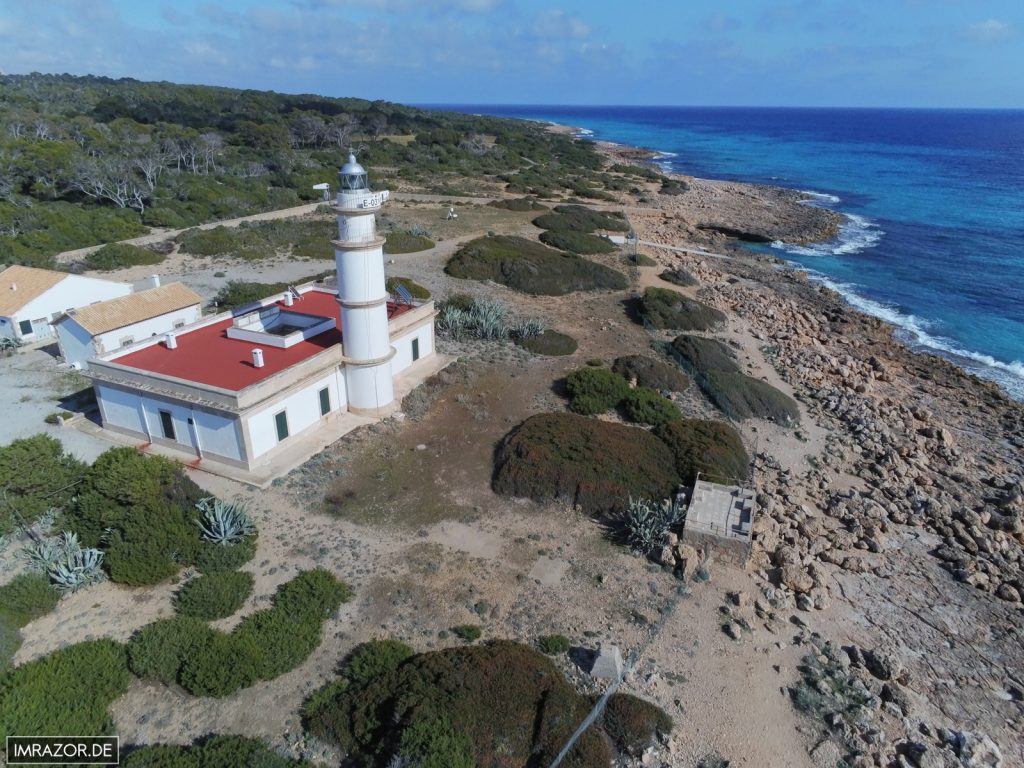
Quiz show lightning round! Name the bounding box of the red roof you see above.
[110,289,412,392]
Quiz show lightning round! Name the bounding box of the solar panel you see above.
[395,284,414,304]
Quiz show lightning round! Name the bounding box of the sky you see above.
[0,0,1021,108]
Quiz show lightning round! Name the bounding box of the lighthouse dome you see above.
[339,153,369,191]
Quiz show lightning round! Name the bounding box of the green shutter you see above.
[319,387,331,416]
[275,411,289,441]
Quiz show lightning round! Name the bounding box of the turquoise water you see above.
[433,106,1024,400]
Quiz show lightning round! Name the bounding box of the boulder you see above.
[780,564,814,594]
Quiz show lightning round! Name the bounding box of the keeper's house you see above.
[0,265,131,343]
[84,155,437,478]
[55,281,203,369]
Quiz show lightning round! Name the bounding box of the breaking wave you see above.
[771,213,883,257]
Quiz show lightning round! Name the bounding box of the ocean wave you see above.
[799,189,842,205]
[804,273,1024,400]
[771,213,883,257]
[574,128,595,138]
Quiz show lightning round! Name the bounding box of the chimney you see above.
[149,275,161,289]
[252,348,264,368]
[9,283,15,291]
[164,333,177,350]
[283,292,294,307]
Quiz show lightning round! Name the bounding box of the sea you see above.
[429,105,1024,401]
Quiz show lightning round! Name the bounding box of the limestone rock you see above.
[780,564,814,594]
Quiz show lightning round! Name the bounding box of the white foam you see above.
[771,212,883,257]
[802,272,1024,400]
[799,189,842,204]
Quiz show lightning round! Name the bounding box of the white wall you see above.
[55,320,96,369]
[13,276,131,341]
[391,322,435,374]
[93,304,201,355]
[245,368,347,460]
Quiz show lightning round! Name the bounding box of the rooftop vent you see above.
[164,333,177,350]
[252,348,265,368]
[283,292,294,307]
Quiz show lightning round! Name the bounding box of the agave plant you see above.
[621,496,686,555]
[22,537,66,572]
[49,546,105,593]
[196,497,255,545]
[510,317,545,340]
[436,305,470,340]
[467,299,509,340]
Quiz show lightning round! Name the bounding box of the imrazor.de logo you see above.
[6,736,119,765]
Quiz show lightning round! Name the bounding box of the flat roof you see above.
[686,478,755,541]
[109,289,413,392]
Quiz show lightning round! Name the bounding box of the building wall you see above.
[96,383,244,463]
[93,304,202,355]
[391,321,435,374]
[11,277,131,341]
[55,320,95,369]
[245,368,347,460]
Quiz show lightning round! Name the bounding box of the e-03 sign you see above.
[6,736,119,765]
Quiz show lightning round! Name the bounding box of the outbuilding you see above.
[0,265,132,344]
[55,281,203,369]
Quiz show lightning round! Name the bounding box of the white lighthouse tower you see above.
[333,154,396,416]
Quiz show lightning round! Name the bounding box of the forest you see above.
[0,73,613,269]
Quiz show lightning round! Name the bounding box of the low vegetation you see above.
[493,413,679,515]
[83,242,164,271]
[670,335,800,423]
[0,435,86,535]
[621,386,682,426]
[515,329,578,356]
[212,272,332,311]
[659,267,698,287]
[537,634,571,655]
[488,197,548,211]
[618,495,686,555]
[122,736,312,768]
[174,571,254,620]
[640,287,726,331]
[612,354,690,392]
[0,639,131,741]
[383,230,435,254]
[603,693,675,757]
[385,276,431,300]
[0,573,61,669]
[445,235,627,295]
[129,569,350,697]
[654,419,750,484]
[176,216,334,261]
[304,640,668,767]
[539,229,617,254]
[565,366,680,425]
[435,295,543,342]
[533,205,630,234]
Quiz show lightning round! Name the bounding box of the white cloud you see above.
[967,19,1014,44]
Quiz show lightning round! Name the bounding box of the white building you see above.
[0,265,132,343]
[54,281,203,369]
[85,156,437,479]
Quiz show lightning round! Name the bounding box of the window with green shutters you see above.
[319,387,331,416]
[412,337,420,361]
[275,410,289,441]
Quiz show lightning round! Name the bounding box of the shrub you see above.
[83,243,164,271]
[274,568,352,622]
[515,329,578,356]
[0,639,130,741]
[565,367,631,415]
[702,370,801,424]
[537,634,571,655]
[175,571,254,620]
[659,268,698,287]
[603,692,673,756]
[654,419,750,485]
[128,616,217,684]
[230,610,323,681]
[446,235,626,295]
[493,413,680,516]
[452,624,482,642]
[122,736,311,768]
[670,335,741,375]
[104,499,196,586]
[612,355,689,392]
[194,537,257,573]
[628,253,657,267]
[640,287,725,331]
[621,387,681,426]
[1,615,23,671]
[534,205,630,233]
[304,641,646,768]
[179,632,261,697]
[386,276,431,299]
[539,229,617,254]
[660,178,689,195]
[43,411,73,424]
[0,434,86,534]
[343,640,415,686]
[488,197,548,211]
[121,744,201,768]
[0,573,60,625]
[384,231,435,254]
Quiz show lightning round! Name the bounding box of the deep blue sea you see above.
[429,105,1024,400]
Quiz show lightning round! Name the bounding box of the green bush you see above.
[514,329,578,356]
[194,537,257,573]
[621,387,681,426]
[175,571,254,620]
[612,355,689,392]
[539,229,617,254]
[493,413,680,516]
[103,499,197,586]
[628,252,657,267]
[0,573,60,625]
[670,335,741,374]
[212,273,332,312]
[659,268,698,287]
[603,692,673,756]
[537,634,571,655]
[304,641,642,768]
[385,276,431,299]
[446,235,626,295]
[180,632,260,698]
[84,243,164,271]
[274,568,352,622]
[0,639,130,741]
[566,367,631,415]
[122,744,201,768]
[1,615,22,671]
[384,231,435,254]
[488,197,548,211]
[533,205,630,233]
[703,370,801,424]
[0,434,86,534]
[128,616,217,684]
[640,287,725,331]
[452,624,482,643]
[123,736,311,768]
[654,419,750,484]
[343,640,415,687]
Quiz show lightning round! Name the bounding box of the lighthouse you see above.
[333,154,396,416]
